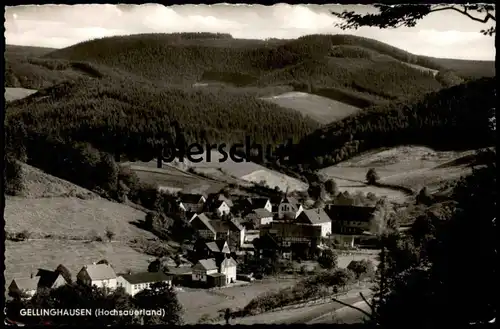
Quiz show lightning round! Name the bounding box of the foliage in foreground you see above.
[368,148,496,328]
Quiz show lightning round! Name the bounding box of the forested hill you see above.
[5,76,318,162]
[285,77,496,171]
[7,33,493,109]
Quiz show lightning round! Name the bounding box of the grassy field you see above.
[18,162,98,199]
[177,277,298,324]
[125,153,308,193]
[4,240,153,292]
[168,151,308,192]
[320,146,476,201]
[4,196,155,241]
[5,87,38,102]
[260,92,362,124]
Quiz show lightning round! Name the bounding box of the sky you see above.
[4,4,496,61]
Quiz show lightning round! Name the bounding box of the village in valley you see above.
[8,183,381,323]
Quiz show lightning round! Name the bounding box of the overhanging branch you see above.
[429,5,496,23]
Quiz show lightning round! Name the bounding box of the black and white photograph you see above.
[3,3,496,327]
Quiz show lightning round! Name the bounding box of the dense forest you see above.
[6,33,488,108]
[4,33,496,197]
[284,77,496,170]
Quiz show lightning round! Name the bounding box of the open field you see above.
[5,87,38,102]
[168,151,308,192]
[5,196,155,241]
[260,91,361,124]
[320,146,477,200]
[177,276,298,324]
[4,240,153,293]
[19,162,98,199]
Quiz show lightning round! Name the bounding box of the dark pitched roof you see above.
[252,208,273,218]
[11,277,40,291]
[207,194,234,207]
[179,193,205,204]
[250,197,270,209]
[209,219,243,233]
[298,208,332,225]
[36,269,64,288]
[205,241,221,253]
[120,272,172,284]
[190,213,216,233]
[325,205,376,223]
[215,240,231,253]
[265,222,322,238]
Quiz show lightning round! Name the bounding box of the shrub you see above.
[366,168,380,185]
[17,230,31,241]
[347,259,376,280]
[318,249,338,269]
[105,228,115,242]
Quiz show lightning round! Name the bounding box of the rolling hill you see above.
[286,77,495,170]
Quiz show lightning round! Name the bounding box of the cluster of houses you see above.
[159,191,377,286]
[8,263,173,300]
[8,191,378,297]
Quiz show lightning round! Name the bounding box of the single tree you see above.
[97,259,110,265]
[224,308,231,325]
[55,264,73,284]
[317,249,338,269]
[366,168,379,185]
[324,179,338,196]
[148,259,161,272]
[105,228,115,242]
[331,4,496,36]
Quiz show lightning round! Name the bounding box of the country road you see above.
[219,287,372,325]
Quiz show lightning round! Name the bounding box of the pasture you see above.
[177,277,298,324]
[5,196,154,241]
[4,240,152,292]
[19,162,97,199]
[320,146,476,200]
[260,91,362,124]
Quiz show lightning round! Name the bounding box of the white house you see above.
[8,276,40,299]
[77,263,117,289]
[220,258,237,285]
[212,200,231,217]
[191,259,219,283]
[278,196,303,219]
[245,208,273,227]
[117,272,172,297]
[296,208,332,237]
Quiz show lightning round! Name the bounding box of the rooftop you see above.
[120,272,172,284]
[82,263,117,281]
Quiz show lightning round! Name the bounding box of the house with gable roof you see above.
[244,208,273,228]
[190,213,217,240]
[178,193,206,213]
[296,208,332,237]
[246,197,273,213]
[117,272,172,296]
[8,276,41,299]
[36,268,68,290]
[77,263,117,289]
[191,259,219,283]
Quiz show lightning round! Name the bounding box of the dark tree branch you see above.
[429,5,496,23]
[331,297,375,320]
[331,4,496,35]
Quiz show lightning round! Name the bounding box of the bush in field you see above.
[318,249,338,269]
[347,259,376,280]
